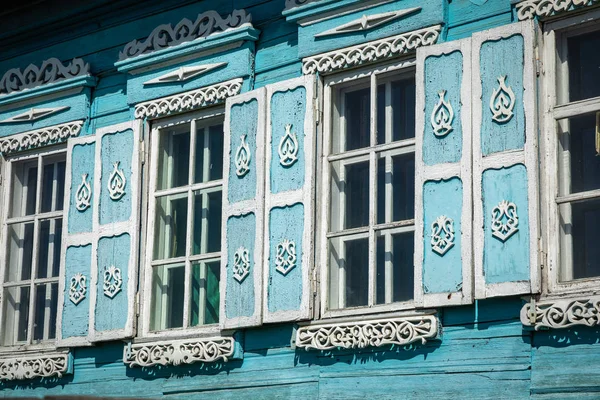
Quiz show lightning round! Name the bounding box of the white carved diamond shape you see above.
[75,173,92,211]
[275,239,297,276]
[108,161,126,200]
[103,265,123,298]
[278,124,299,167]
[491,200,519,242]
[430,215,455,256]
[69,273,87,305]
[235,134,251,177]
[233,247,251,283]
[431,90,454,137]
[490,75,516,123]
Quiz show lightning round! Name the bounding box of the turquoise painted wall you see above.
[228,99,259,204]
[62,244,92,339]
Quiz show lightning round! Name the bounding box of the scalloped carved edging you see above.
[0,120,83,155]
[0,58,90,96]
[123,337,236,367]
[302,25,441,75]
[296,315,439,351]
[0,353,71,381]
[284,0,320,11]
[515,0,600,20]
[134,78,243,120]
[119,10,252,61]
[521,296,600,330]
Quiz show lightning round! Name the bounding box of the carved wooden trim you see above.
[123,337,236,367]
[521,296,600,330]
[0,120,83,155]
[0,106,70,124]
[134,78,243,120]
[0,352,71,381]
[284,0,320,11]
[0,58,90,96]
[119,10,252,61]
[302,25,441,75]
[296,315,439,351]
[314,8,421,38]
[515,0,600,20]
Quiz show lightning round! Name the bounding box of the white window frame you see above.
[319,58,419,319]
[542,8,600,296]
[140,107,225,340]
[0,146,66,353]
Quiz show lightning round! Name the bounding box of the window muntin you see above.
[326,68,416,311]
[148,115,223,332]
[1,152,65,346]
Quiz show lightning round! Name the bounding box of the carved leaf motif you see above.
[233,247,251,283]
[275,239,297,275]
[103,265,123,298]
[430,90,454,137]
[235,134,251,177]
[314,8,421,38]
[284,0,319,11]
[0,121,83,156]
[75,173,92,211]
[69,273,87,305]
[491,200,519,241]
[521,296,600,330]
[430,215,455,256]
[516,0,599,20]
[0,354,70,381]
[278,124,299,167]
[108,161,127,201]
[489,75,516,123]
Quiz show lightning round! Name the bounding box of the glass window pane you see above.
[192,189,222,255]
[377,153,415,224]
[391,77,416,141]
[10,160,37,218]
[36,219,63,279]
[560,199,600,281]
[5,222,34,282]
[376,230,414,304]
[156,125,190,190]
[33,282,58,342]
[567,30,600,102]
[344,87,371,151]
[41,158,66,213]
[328,236,369,309]
[153,194,188,260]
[377,84,386,145]
[150,263,185,331]
[190,260,220,326]
[330,160,369,231]
[2,286,30,345]
[194,123,224,184]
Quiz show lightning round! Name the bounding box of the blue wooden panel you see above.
[423,50,464,166]
[68,141,95,234]
[225,213,257,320]
[95,233,130,332]
[423,178,463,294]
[480,34,525,156]
[62,244,92,339]
[267,203,304,313]
[482,165,530,284]
[228,99,259,204]
[448,0,511,29]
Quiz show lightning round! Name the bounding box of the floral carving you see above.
[0,353,70,381]
[235,134,251,177]
[431,216,455,256]
[143,63,227,86]
[278,124,299,167]
[275,239,297,276]
[69,273,87,305]
[491,200,519,242]
[0,120,83,155]
[123,337,236,367]
[314,9,421,38]
[233,247,251,283]
[75,173,92,211]
[107,161,126,201]
[296,316,438,351]
[490,75,516,123]
[103,265,123,298]
[521,296,600,330]
[119,10,252,61]
[284,0,320,11]
[515,0,600,20]
[431,90,454,137]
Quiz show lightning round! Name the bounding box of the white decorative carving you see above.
[75,173,92,211]
[69,273,87,305]
[521,296,600,330]
[143,63,227,86]
[235,134,251,177]
[123,337,236,367]
[0,120,83,155]
[296,315,438,351]
[430,90,454,137]
[278,124,299,167]
[103,265,123,298]
[0,353,70,381]
[233,247,251,283]
[491,200,519,242]
[489,75,516,123]
[275,239,297,275]
[314,8,421,38]
[0,58,89,96]
[107,161,126,201]
[302,25,441,75]
[0,106,70,124]
[431,216,455,256]
[515,0,599,20]
[119,10,252,60]
[134,78,243,119]
[284,0,319,11]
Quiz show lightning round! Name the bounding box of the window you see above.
[0,149,66,347]
[323,61,416,314]
[145,111,223,334]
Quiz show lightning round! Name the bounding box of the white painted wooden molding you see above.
[134,78,243,119]
[302,25,441,75]
[521,296,600,330]
[0,352,71,381]
[314,8,421,38]
[0,106,70,123]
[284,0,319,11]
[143,63,227,86]
[123,337,236,367]
[0,120,83,155]
[296,315,438,351]
[516,0,600,20]
[69,273,87,305]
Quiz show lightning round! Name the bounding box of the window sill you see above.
[0,350,72,382]
[520,293,600,330]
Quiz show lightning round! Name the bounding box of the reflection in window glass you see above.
[151,264,185,331]
[567,30,600,102]
[376,231,414,304]
[329,237,369,309]
[153,194,188,260]
[192,189,222,255]
[191,261,220,326]
[157,126,190,190]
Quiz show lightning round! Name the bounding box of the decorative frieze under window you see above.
[515,0,600,21]
[295,315,439,351]
[521,296,600,330]
[0,120,83,155]
[0,352,71,381]
[123,337,237,367]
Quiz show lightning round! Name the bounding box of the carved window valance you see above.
[521,295,600,330]
[515,0,600,20]
[0,120,83,156]
[284,0,321,11]
[0,352,72,381]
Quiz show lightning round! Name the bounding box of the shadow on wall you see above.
[532,325,600,348]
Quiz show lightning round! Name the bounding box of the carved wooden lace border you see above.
[521,296,600,330]
[0,352,71,381]
[515,0,600,20]
[0,120,84,156]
